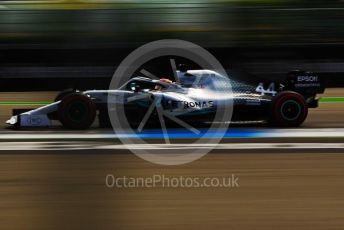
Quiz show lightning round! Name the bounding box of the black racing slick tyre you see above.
[270,91,308,127]
[58,93,96,129]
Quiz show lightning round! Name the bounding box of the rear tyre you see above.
[58,93,96,129]
[270,91,308,127]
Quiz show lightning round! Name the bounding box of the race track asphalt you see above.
[0,89,343,230]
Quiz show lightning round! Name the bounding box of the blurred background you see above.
[1,0,344,90]
[1,2,344,230]
[1,0,344,48]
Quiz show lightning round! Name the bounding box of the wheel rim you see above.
[280,99,302,121]
[66,101,88,123]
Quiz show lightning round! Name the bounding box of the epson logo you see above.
[297,75,318,82]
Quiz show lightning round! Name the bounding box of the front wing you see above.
[6,102,59,127]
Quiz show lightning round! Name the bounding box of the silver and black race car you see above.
[6,68,325,129]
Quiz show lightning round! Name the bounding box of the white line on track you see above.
[0,142,344,151]
[99,143,344,151]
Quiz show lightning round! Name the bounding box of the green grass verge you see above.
[319,97,344,103]
[0,101,52,105]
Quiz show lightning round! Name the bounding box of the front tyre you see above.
[270,91,308,127]
[58,93,96,129]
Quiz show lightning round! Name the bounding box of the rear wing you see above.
[284,70,327,108]
[285,70,326,95]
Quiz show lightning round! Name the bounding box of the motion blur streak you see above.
[1,0,344,48]
[0,128,344,140]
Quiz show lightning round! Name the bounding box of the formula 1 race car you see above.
[6,68,325,129]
